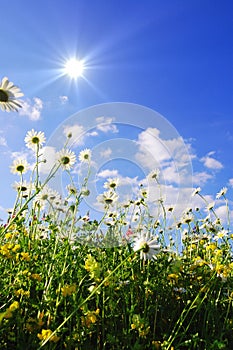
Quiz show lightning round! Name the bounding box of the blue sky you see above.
[0,0,233,225]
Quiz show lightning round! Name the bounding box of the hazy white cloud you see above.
[135,127,193,187]
[228,178,233,188]
[136,128,193,168]
[0,136,7,147]
[201,152,223,170]
[63,124,85,146]
[100,148,112,158]
[39,146,57,174]
[214,205,233,224]
[86,131,98,137]
[19,97,43,121]
[96,116,118,133]
[192,171,213,185]
[59,95,68,104]
[97,169,119,178]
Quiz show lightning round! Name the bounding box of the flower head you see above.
[78,148,91,163]
[97,191,119,206]
[24,129,46,151]
[67,184,78,196]
[12,180,33,197]
[216,187,228,199]
[10,158,29,175]
[35,186,61,208]
[148,169,160,181]
[103,178,119,190]
[133,232,160,260]
[57,148,76,170]
[192,187,201,196]
[0,76,23,112]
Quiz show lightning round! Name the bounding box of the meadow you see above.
[0,77,232,349]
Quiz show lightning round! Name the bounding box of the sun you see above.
[64,58,85,78]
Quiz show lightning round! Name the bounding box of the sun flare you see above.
[64,58,85,78]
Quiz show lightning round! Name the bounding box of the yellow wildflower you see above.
[84,254,101,280]
[167,273,179,283]
[9,301,19,312]
[31,273,42,282]
[81,309,100,328]
[21,252,31,261]
[37,329,60,343]
[61,284,76,297]
[12,244,20,252]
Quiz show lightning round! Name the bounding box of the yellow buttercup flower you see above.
[61,284,76,297]
[37,329,60,343]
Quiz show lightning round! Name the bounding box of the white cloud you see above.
[192,171,213,185]
[201,152,223,170]
[135,127,193,186]
[63,124,85,146]
[0,136,7,147]
[228,178,233,188]
[87,131,98,137]
[59,95,68,104]
[19,97,43,121]
[214,205,233,224]
[97,169,119,178]
[96,116,118,133]
[39,146,57,174]
[100,148,112,158]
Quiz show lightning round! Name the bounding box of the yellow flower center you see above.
[140,242,150,253]
[16,165,25,173]
[32,136,40,144]
[0,89,9,102]
[61,156,70,165]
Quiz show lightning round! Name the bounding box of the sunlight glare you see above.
[64,58,85,78]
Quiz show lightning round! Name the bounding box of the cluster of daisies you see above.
[10,129,92,176]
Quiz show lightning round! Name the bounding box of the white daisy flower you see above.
[67,184,78,196]
[34,186,60,208]
[57,148,76,170]
[97,191,119,206]
[214,229,228,241]
[192,187,201,196]
[10,158,29,175]
[24,129,46,151]
[206,202,215,211]
[103,178,120,190]
[12,180,34,197]
[216,187,228,199]
[0,76,24,112]
[133,232,160,260]
[147,169,160,181]
[78,148,91,163]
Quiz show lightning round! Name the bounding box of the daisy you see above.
[103,178,119,190]
[34,186,60,208]
[214,229,228,241]
[206,202,215,211]
[133,232,160,260]
[67,184,78,196]
[78,148,91,163]
[0,76,24,112]
[57,148,76,170]
[147,169,160,181]
[10,158,29,175]
[24,129,46,151]
[12,180,34,197]
[97,191,119,206]
[216,187,228,199]
[192,187,201,196]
